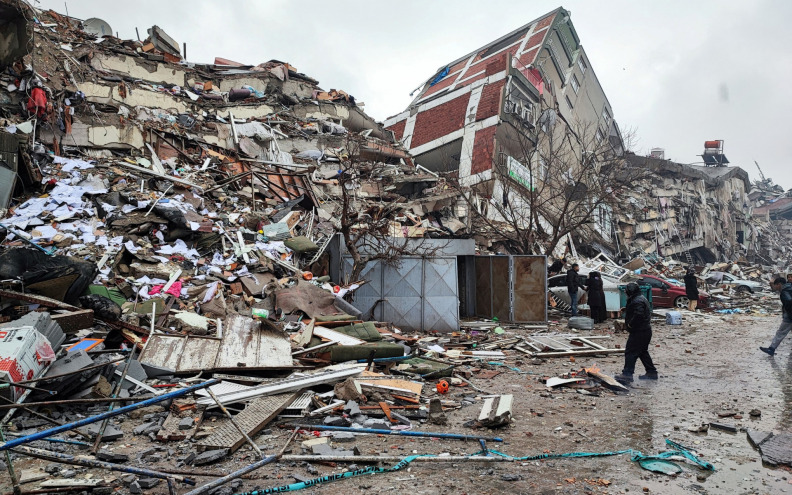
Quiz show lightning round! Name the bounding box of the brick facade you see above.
[471,126,498,174]
[385,119,406,142]
[421,74,458,99]
[410,93,470,148]
[475,80,505,121]
[534,13,555,30]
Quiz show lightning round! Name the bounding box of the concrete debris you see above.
[0,2,788,493]
[191,449,229,466]
[478,394,513,428]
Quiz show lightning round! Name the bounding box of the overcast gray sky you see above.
[35,0,792,189]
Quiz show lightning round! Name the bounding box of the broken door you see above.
[475,255,547,323]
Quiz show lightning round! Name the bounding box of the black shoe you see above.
[639,373,659,380]
[760,346,776,356]
[614,373,633,383]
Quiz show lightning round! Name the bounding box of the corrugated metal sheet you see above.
[343,256,459,332]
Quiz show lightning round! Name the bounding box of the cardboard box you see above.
[0,327,55,401]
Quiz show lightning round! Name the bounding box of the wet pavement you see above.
[3,314,792,494]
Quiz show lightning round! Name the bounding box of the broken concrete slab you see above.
[191,449,229,466]
[758,433,792,466]
[137,478,161,489]
[428,398,447,425]
[330,431,356,443]
[478,394,513,428]
[95,450,130,463]
[344,400,361,417]
[323,416,348,427]
[747,429,773,448]
[81,423,123,441]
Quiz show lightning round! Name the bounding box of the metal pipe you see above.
[0,396,155,411]
[5,435,89,447]
[280,454,509,463]
[0,395,94,441]
[0,427,20,495]
[91,347,137,452]
[12,445,195,485]
[206,388,262,458]
[0,379,218,451]
[0,396,92,440]
[183,456,278,495]
[293,425,503,442]
[0,380,55,395]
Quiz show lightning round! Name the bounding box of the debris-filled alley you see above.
[2,1,792,494]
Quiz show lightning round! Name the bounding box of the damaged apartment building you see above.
[383,7,624,254]
[382,7,788,272]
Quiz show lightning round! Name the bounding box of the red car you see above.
[637,275,710,309]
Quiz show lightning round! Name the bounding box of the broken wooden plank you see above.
[587,370,629,392]
[50,309,94,333]
[197,393,296,453]
[532,348,624,358]
[312,326,365,346]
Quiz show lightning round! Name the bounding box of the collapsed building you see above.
[0,3,786,493]
[614,150,791,271]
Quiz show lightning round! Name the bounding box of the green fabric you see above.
[284,236,319,253]
[329,342,404,362]
[87,285,128,307]
[333,322,381,342]
[399,357,454,377]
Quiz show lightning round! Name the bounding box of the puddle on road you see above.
[624,320,792,494]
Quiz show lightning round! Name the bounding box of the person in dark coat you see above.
[566,263,587,316]
[683,269,699,311]
[586,271,607,323]
[614,282,658,383]
[548,257,566,276]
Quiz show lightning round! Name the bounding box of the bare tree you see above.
[337,134,441,284]
[451,100,648,257]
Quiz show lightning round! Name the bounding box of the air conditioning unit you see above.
[520,105,532,121]
[505,100,518,114]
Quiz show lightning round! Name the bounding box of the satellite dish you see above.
[82,18,113,37]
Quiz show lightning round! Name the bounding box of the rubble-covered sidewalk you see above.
[0,1,791,494]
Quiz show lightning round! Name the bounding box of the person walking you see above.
[586,271,607,323]
[760,276,792,356]
[566,263,586,317]
[684,269,699,311]
[615,282,658,383]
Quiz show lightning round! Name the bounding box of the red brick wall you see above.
[518,47,539,67]
[421,74,457,99]
[410,93,470,148]
[535,13,555,31]
[471,126,497,174]
[524,31,546,50]
[385,119,406,142]
[475,80,505,121]
[455,71,488,90]
[486,53,508,76]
